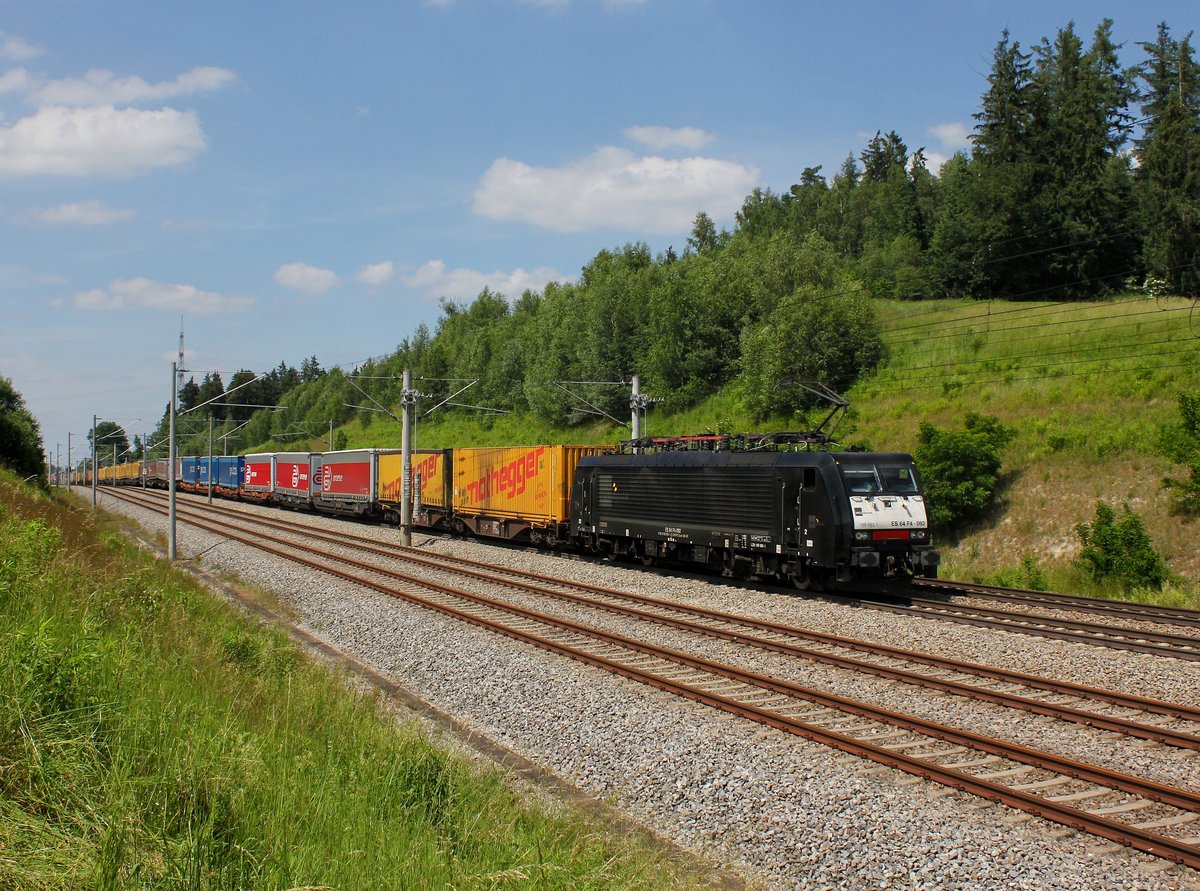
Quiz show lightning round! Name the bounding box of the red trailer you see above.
[313,448,400,515]
[273,452,315,508]
[242,453,274,502]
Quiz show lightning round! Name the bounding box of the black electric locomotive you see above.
[570,441,939,592]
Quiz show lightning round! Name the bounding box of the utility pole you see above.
[400,369,415,546]
[169,361,177,560]
[55,444,60,487]
[631,375,642,440]
[177,317,185,392]
[208,413,214,504]
[91,414,97,508]
[67,433,72,489]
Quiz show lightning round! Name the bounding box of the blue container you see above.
[217,456,244,489]
[180,456,202,485]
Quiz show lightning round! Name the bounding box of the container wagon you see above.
[215,456,245,496]
[272,452,314,508]
[377,448,452,527]
[312,448,402,516]
[449,445,615,545]
[242,453,274,502]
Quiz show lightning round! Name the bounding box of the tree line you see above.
[168,18,1198,445]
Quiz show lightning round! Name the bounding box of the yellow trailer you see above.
[377,449,452,527]
[450,445,614,543]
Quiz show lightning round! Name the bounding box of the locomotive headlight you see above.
[855,531,870,541]
[911,529,929,540]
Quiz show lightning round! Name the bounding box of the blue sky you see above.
[1,0,1193,462]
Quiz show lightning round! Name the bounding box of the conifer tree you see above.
[1135,23,1200,296]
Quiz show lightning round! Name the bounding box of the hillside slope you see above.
[260,294,1199,590]
[857,296,1199,586]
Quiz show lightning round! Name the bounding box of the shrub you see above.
[1160,392,1200,514]
[984,554,1049,591]
[739,285,885,420]
[915,412,1016,530]
[0,375,45,485]
[1075,502,1170,592]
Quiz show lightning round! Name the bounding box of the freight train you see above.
[87,435,940,592]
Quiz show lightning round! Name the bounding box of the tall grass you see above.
[0,472,705,889]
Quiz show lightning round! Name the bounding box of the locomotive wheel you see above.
[792,567,828,592]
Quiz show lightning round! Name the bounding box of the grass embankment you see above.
[0,471,703,889]
[859,296,1199,600]
[259,294,1200,600]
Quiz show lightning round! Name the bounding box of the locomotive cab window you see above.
[842,464,920,495]
[879,465,919,494]
[802,468,817,491]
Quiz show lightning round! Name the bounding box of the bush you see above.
[1075,502,1170,592]
[0,375,45,485]
[915,413,1016,530]
[739,285,885,420]
[1160,392,1200,514]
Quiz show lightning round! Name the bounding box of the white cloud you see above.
[31,200,135,225]
[624,125,714,151]
[73,277,253,314]
[923,151,951,173]
[402,260,570,301]
[0,32,42,61]
[0,67,37,95]
[473,145,759,233]
[30,66,235,107]
[931,121,972,149]
[274,262,340,294]
[357,260,395,286]
[0,105,206,178]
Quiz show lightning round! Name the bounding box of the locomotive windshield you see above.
[841,463,920,496]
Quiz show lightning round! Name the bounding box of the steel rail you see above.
[101,487,1200,870]
[111,488,1200,741]
[845,596,1200,662]
[904,598,1200,649]
[914,578,1200,628]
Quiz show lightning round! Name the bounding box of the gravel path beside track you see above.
[91,488,1200,890]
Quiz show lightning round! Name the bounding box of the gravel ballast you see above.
[91,488,1200,890]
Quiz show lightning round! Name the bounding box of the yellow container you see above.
[451,445,613,523]
[377,449,450,509]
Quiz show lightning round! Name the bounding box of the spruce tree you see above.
[1030,20,1136,296]
[1135,23,1200,296]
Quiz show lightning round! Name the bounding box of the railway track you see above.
[852,594,1200,662]
[101,487,1200,870]
[913,577,1200,630]
[116,488,1200,752]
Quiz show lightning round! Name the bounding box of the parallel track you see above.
[117,488,1200,751]
[853,595,1200,662]
[913,577,1200,629]
[100,487,1200,870]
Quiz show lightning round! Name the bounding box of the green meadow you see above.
[0,471,707,890]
